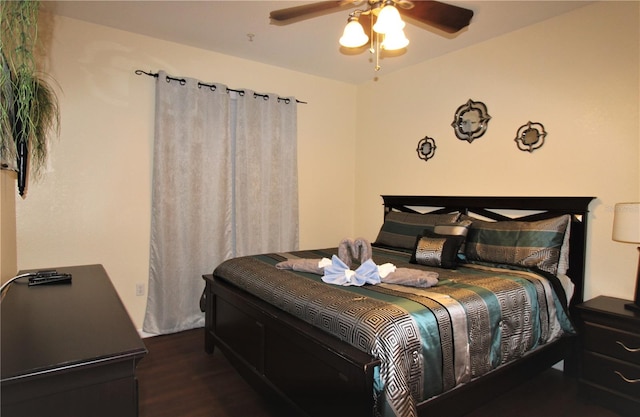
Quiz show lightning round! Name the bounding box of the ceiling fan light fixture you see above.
[381,28,409,50]
[270,0,475,74]
[339,16,369,48]
[372,2,405,34]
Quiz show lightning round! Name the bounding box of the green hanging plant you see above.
[0,0,59,197]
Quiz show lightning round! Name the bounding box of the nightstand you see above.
[574,296,640,416]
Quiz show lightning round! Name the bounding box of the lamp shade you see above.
[382,28,409,50]
[373,4,405,34]
[612,202,640,243]
[339,19,369,48]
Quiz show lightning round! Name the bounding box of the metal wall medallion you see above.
[451,99,491,143]
[417,136,436,162]
[514,121,547,152]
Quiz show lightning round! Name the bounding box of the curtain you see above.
[234,92,298,256]
[142,72,298,335]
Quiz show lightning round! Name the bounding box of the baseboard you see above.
[138,329,157,338]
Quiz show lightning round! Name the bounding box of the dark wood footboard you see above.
[203,274,380,417]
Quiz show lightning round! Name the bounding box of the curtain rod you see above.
[135,70,307,104]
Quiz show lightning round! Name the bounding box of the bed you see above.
[202,195,595,417]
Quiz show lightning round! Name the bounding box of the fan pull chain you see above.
[368,21,381,72]
[375,32,381,72]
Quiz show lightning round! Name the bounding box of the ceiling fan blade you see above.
[400,1,474,34]
[270,1,351,24]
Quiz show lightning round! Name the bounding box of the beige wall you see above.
[15,14,357,329]
[1,169,18,283]
[354,1,640,302]
[12,2,640,329]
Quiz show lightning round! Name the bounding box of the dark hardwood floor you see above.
[137,328,620,417]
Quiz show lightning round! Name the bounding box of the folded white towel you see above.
[377,262,396,278]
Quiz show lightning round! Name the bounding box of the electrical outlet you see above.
[135,283,145,296]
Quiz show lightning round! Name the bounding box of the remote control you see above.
[28,273,72,286]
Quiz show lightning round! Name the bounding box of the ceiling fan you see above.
[269,0,474,35]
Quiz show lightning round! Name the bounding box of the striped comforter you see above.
[213,246,574,417]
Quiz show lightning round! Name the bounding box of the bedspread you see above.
[213,247,574,417]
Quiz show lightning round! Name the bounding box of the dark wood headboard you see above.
[380,195,596,306]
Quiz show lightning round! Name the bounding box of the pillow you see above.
[435,219,473,261]
[434,219,473,237]
[374,211,461,251]
[410,230,466,269]
[557,219,571,276]
[464,214,571,275]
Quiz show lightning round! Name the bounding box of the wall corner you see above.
[1,169,18,283]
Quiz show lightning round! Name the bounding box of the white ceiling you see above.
[41,1,593,84]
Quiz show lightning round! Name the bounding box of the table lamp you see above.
[612,202,640,312]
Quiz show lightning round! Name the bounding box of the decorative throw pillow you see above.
[410,230,466,269]
[464,215,571,275]
[374,211,461,251]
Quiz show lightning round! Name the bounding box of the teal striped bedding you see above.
[214,246,574,417]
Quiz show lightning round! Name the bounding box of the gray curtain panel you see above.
[234,90,299,256]
[143,71,298,335]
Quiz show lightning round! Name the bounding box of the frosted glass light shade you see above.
[613,202,640,243]
[339,20,369,48]
[373,4,404,34]
[382,28,409,50]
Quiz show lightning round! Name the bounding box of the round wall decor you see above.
[514,121,547,152]
[417,136,437,162]
[451,99,491,143]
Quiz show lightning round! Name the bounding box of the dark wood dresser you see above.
[574,295,640,416]
[1,264,147,417]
